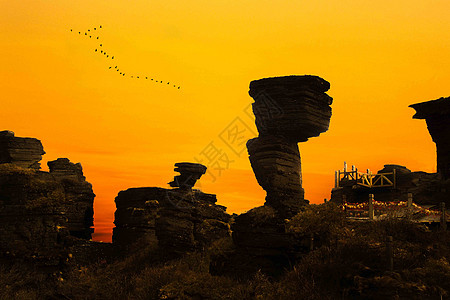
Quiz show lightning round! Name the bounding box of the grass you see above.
[1,203,449,299]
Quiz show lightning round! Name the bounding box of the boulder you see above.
[249,75,332,142]
[410,97,450,179]
[0,130,45,169]
[168,162,207,188]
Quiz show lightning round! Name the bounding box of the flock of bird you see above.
[70,25,181,90]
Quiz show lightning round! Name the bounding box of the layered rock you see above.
[0,164,70,265]
[48,158,95,239]
[249,75,332,142]
[0,131,96,264]
[247,135,306,215]
[247,75,332,215]
[410,97,450,179]
[0,130,45,169]
[213,75,333,278]
[113,163,230,255]
[168,162,207,188]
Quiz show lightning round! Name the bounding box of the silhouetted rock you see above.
[246,75,332,216]
[247,135,306,215]
[48,158,95,239]
[249,75,332,142]
[410,96,450,179]
[211,206,305,278]
[168,162,207,188]
[0,164,70,265]
[0,132,96,265]
[113,164,230,256]
[0,130,45,169]
[213,75,333,278]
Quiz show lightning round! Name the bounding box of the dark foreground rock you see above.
[0,131,95,265]
[113,163,231,256]
[410,96,450,179]
[0,164,70,266]
[48,158,95,239]
[212,75,333,278]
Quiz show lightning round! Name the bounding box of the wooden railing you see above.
[335,163,396,188]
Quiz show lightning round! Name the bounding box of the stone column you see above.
[410,97,450,179]
[247,75,333,216]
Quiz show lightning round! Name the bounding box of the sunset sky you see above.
[1,0,449,242]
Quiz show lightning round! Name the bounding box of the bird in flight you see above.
[70,25,182,90]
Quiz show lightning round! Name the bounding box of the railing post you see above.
[393,168,397,188]
[344,161,347,172]
[335,170,339,188]
[386,236,394,271]
[407,193,413,220]
[369,194,374,220]
[441,202,447,231]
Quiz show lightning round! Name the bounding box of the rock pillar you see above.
[410,97,450,179]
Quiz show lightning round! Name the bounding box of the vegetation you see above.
[1,203,450,299]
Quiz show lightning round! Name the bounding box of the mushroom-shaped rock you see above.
[410,97,450,179]
[168,162,207,189]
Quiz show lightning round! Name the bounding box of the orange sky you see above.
[1,0,449,242]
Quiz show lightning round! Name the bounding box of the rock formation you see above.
[247,75,333,216]
[0,130,45,169]
[0,131,95,264]
[113,162,230,255]
[0,164,70,265]
[212,75,333,278]
[249,75,332,142]
[168,162,207,188]
[410,96,450,179]
[48,158,95,239]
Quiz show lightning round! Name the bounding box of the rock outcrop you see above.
[48,158,95,239]
[0,130,45,169]
[113,163,230,256]
[212,75,333,278]
[410,96,450,179]
[0,164,70,265]
[168,162,207,188]
[247,75,333,216]
[0,131,95,264]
